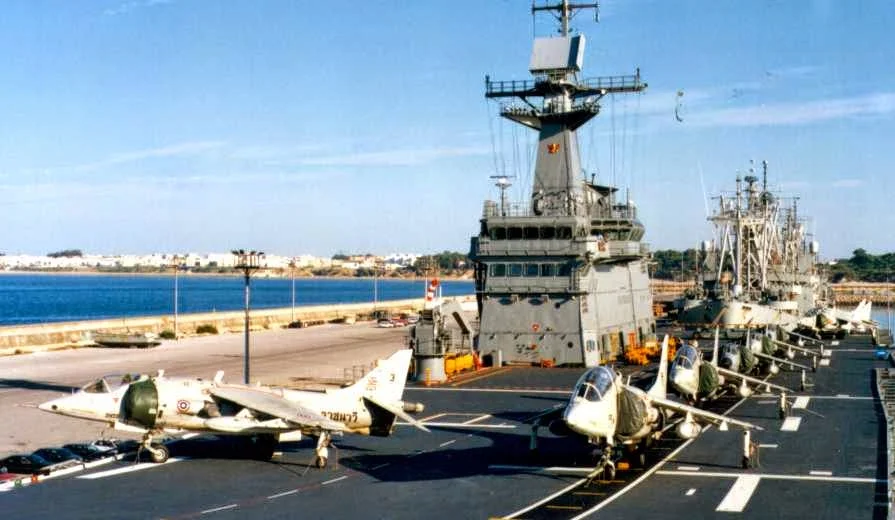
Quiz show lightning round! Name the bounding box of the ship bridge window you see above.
[508,263,523,277]
[507,227,523,240]
[558,263,572,276]
[524,226,539,239]
[540,263,556,277]
[490,264,506,277]
[557,226,572,239]
[540,226,556,239]
[524,264,539,277]
[490,227,506,240]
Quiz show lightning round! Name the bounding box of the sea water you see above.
[0,273,474,326]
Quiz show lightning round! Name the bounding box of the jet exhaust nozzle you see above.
[675,419,701,439]
[401,401,425,414]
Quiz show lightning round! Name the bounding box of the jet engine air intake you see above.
[120,378,159,429]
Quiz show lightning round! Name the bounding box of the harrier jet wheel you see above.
[315,455,328,469]
[149,444,169,464]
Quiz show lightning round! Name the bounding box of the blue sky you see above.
[0,0,892,260]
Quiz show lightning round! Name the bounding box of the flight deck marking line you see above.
[420,412,447,422]
[322,476,348,486]
[267,489,299,499]
[439,440,457,448]
[370,463,390,470]
[200,504,237,515]
[182,433,200,439]
[810,470,833,476]
[462,414,492,425]
[820,359,831,367]
[686,488,696,496]
[758,444,778,449]
[793,397,810,409]
[781,417,802,431]
[501,475,591,518]
[677,466,700,471]
[836,394,851,398]
[450,367,511,387]
[656,470,881,484]
[406,387,569,395]
[716,475,761,512]
[398,421,516,429]
[77,458,185,479]
[567,393,754,520]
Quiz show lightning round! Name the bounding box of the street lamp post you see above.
[170,254,180,340]
[289,260,296,324]
[232,249,264,385]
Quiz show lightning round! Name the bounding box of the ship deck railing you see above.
[485,74,643,97]
[482,200,638,220]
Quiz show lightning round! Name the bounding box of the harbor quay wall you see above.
[650,280,895,305]
[0,298,430,353]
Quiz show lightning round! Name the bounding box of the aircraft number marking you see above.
[321,411,357,423]
[176,400,190,412]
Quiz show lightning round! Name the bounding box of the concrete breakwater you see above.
[0,298,431,354]
[650,280,895,305]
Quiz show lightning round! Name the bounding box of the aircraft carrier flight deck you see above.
[0,323,888,520]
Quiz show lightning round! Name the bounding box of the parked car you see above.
[32,448,83,469]
[62,443,115,462]
[377,319,396,328]
[0,454,55,475]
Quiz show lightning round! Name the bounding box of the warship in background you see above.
[469,1,655,367]
[677,161,830,334]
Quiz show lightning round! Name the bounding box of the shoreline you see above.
[0,269,473,281]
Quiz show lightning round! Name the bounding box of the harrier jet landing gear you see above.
[315,431,332,468]
[587,448,617,483]
[137,432,169,463]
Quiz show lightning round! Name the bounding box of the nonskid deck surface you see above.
[1,335,886,520]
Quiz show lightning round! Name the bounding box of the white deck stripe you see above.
[656,470,881,484]
[781,417,802,431]
[397,421,516,429]
[78,458,184,479]
[677,466,700,471]
[758,444,779,449]
[685,488,696,496]
[322,476,348,486]
[462,414,492,425]
[807,395,872,400]
[267,489,298,499]
[502,475,592,517]
[406,387,569,395]
[810,470,833,476]
[439,440,456,448]
[793,397,810,409]
[716,475,761,512]
[200,504,237,515]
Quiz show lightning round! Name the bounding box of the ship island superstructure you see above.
[679,161,828,331]
[469,1,655,367]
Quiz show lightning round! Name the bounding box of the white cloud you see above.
[298,146,490,167]
[70,140,226,172]
[687,92,895,128]
[104,0,173,17]
[831,179,864,188]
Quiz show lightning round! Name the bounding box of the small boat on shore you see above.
[91,332,161,348]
